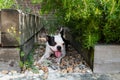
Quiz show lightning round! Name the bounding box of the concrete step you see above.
[0,48,21,72]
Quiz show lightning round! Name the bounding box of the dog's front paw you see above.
[33,61,41,67]
[55,58,61,65]
[37,59,43,64]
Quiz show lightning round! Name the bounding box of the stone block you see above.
[1,32,19,47]
[0,48,21,72]
[94,45,120,73]
[1,9,19,47]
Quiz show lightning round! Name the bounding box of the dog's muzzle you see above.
[57,46,61,51]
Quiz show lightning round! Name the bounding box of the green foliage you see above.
[24,52,34,68]
[32,0,120,49]
[0,0,15,8]
[19,44,39,73]
[40,15,60,34]
[0,0,32,13]
[20,51,25,57]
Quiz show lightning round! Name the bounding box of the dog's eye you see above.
[53,42,57,46]
[51,42,56,46]
[62,43,65,45]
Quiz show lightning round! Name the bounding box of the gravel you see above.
[0,68,120,80]
[0,43,120,80]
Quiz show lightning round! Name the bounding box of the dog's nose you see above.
[57,46,61,51]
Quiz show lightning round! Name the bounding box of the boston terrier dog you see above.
[38,28,67,64]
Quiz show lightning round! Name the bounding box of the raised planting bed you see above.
[72,39,120,73]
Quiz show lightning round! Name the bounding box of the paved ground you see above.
[0,70,120,80]
[0,41,120,80]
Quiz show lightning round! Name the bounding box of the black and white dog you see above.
[38,27,70,64]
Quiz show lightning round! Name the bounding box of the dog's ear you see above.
[46,35,56,46]
[59,27,64,38]
[46,35,51,41]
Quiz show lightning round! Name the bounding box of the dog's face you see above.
[38,27,67,64]
[46,34,65,58]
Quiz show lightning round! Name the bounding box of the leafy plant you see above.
[0,0,15,8]
[32,0,120,49]
[7,26,21,44]
[40,14,60,34]
[19,44,39,73]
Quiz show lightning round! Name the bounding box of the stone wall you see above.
[0,9,42,50]
[0,9,43,71]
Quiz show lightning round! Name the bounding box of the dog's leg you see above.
[55,51,66,70]
[57,55,64,64]
[57,49,66,64]
[38,46,51,64]
[38,53,49,63]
